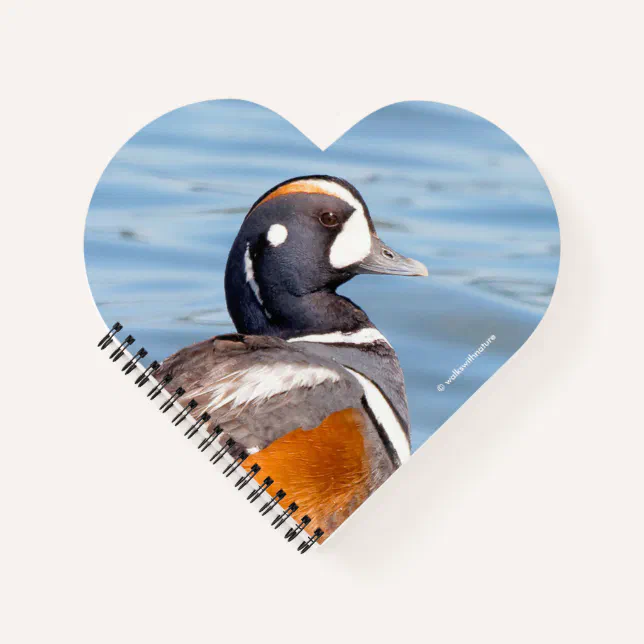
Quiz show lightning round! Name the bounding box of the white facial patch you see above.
[293,179,373,269]
[267,223,288,247]
[329,210,372,269]
[252,177,374,268]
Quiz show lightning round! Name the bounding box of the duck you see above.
[156,175,427,542]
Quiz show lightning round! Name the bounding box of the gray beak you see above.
[356,237,428,277]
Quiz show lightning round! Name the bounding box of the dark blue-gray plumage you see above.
[156,175,427,535]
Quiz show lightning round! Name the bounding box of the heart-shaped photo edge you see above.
[84,98,561,541]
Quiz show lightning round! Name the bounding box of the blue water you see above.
[85,100,560,452]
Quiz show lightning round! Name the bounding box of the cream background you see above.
[1,2,642,642]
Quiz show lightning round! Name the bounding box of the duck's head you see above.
[225,175,428,337]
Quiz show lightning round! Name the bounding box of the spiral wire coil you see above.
[98,322,323,554]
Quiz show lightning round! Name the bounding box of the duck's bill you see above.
[355,237,428,277]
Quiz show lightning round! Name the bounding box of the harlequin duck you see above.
[157,175,427,540]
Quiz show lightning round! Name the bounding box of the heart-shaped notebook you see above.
[86,100,559,552]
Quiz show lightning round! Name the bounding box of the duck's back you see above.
[156,332,410,534]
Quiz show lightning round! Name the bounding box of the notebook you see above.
[86,99,560,552]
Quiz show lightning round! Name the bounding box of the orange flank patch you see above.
[243,408,371,542]
[249,180,338,216]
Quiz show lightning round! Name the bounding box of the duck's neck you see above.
[225,266,373,340]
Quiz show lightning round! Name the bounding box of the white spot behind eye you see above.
[329,209,371,268]
[267,224,288,247]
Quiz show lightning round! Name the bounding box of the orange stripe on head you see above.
[248,180,336,214]
[246,178,359,219]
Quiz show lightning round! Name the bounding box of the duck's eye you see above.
[319,212,339,228]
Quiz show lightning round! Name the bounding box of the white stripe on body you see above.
[288,328,392,348]
[199,363,340,414]
[343,366,411,465]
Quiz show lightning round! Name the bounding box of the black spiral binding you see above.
[99,322,324,553]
